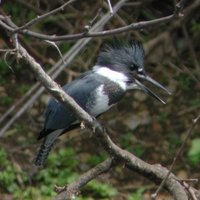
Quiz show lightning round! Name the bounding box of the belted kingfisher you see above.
[34,41,170,166]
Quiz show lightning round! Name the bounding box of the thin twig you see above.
[106,0,113,15]
[12,0,76,33]
[88,7,103,27]
[3,51,14,73]
[0,48,15,52]
[13,34,19,59]
[45,40,65,65]
[0,19,13,31]
[182,24,200,79]
[4,14,175,41]
[174,0,188,15]
[182,182,198,200]
[179,178,198,183]
[151,114,200,199]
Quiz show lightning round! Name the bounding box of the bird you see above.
[34,41,170,166]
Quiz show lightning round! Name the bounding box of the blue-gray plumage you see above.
[34,41,170,166]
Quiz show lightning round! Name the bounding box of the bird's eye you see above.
[129,64,137,71]
[137,67,144,75]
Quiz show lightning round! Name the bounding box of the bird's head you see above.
[95,41,171,104]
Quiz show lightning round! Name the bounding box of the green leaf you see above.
[127,187,146,200]
[87,180,117,198]
[187,138,200,165]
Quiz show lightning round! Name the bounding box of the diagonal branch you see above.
[152,114,200,199]
[14,36,189,200]
[54,158,114,200]
[106,0,113,15]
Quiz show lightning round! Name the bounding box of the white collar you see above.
[93,66,128,90]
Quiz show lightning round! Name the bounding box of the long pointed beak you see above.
[135,79,166,104]
[138,74,171,95]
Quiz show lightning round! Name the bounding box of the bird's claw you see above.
[54,185,67,193]
[80,122,86,129]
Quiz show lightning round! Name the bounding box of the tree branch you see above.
[12,0,76,33]
[0,15,175,41]
[0,0,189,41]
[54,159,114,200]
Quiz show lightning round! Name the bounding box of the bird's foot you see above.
[54,184,67,193]
[80,121,86,129]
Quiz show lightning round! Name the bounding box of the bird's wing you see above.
[37,71,105,141]
[34,72,105,166]
[42,71,103,132]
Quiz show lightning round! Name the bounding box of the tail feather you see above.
[34,129,63,166]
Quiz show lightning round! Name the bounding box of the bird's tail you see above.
[34,129,62,166]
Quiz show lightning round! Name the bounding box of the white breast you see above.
[89,84,112,116]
